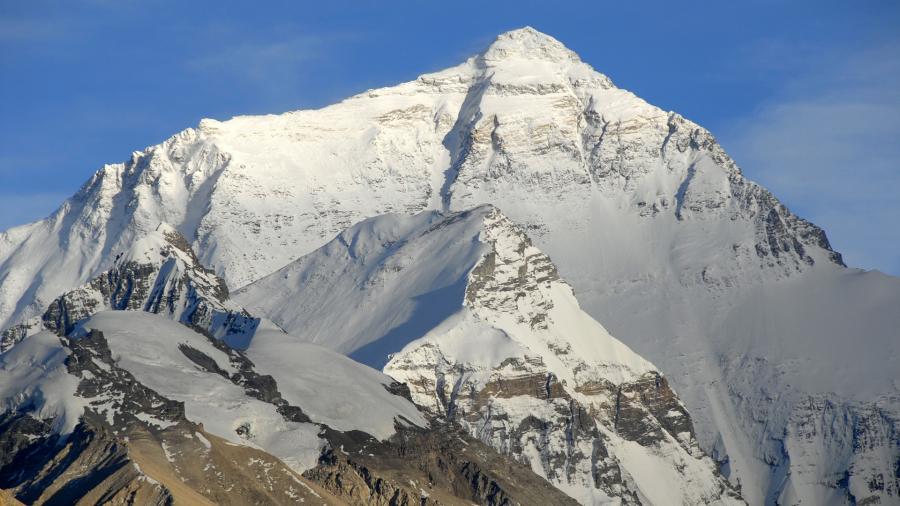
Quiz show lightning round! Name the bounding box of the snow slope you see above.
[72,311,324,473]
[0,220,427,442]
[241,324,427,438]
[0,330,86,435]
[0,310,426,470]
[237,207,488,366]
[1,26,898,504]
[0,311,583,505]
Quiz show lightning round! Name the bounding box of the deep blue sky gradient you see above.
[2,1,898,273]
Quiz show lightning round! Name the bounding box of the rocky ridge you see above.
[1,223,257,353]
[0,325,335,505]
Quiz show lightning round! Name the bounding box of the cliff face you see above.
[310,422,582,506]
[383,208,739,504]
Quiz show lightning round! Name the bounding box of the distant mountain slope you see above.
[2,27,898,504]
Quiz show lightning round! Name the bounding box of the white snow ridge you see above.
[1,27,899,505]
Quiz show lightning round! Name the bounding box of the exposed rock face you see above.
[1,224,257,353]
[0,411,340,506]
[0,327,28,356]
[0,414,174,506]
[308,423,580,506]
[392,348,644,504]
[0,488,24,505]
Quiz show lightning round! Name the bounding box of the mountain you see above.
[236,205,742,504]
[1,26,898,504]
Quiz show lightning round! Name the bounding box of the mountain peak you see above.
[480,26,580,64]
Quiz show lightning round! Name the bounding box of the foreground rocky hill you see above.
[0,312,577,505]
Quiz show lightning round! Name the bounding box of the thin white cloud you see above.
[721,42,900,275]
[186,30,359,103]
[189,34,324,81]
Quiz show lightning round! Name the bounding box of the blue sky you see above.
[2,1,898,274]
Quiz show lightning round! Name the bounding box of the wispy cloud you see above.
[721,42,900,275]
[190,35,323,80]
[186,29,359,104]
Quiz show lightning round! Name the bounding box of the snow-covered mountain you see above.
[237,205,742,504]
[1,26,898,504]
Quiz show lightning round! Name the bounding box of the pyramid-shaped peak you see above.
[481,27,580,63]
